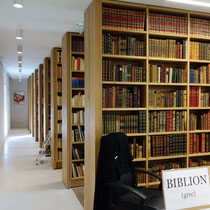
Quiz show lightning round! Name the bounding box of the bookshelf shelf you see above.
[102,81,147,85]
[190,60,210,63]
[190,35,210,41]
[149,57,188,62]
[72,142,85,145]
[189,130,210,133]
[149,83,187,86]
[102,108,147,111]
[133,158,146,162]
[62,32,85,188]
[84,1,210,208]
[102,54,147,60]
[72,52,84,55]
[189,153,210,157]
[51,47,62,169]
[149,32,188,39]
[148,131,187,136]
[148,155,187,161]
[148,107,187,111]
[137,183,147,187]
[72,159,85,163]
[102,27,147,35]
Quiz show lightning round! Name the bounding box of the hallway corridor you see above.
[0,129,83,210]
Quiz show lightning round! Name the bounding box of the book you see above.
[72,110,85,124]
[190,41,210,60]
[191,18,210,37]
[72,92,85,106]
[190,111,210,130]
[72,37,84,52]
[72,77,84,88]
[72,56,85,71]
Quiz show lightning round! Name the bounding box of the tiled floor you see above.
[0,129,83,210]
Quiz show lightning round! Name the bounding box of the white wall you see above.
[0,60,10,149]
[10,79,28,128]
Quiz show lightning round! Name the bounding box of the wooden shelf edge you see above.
[148,155,187,160]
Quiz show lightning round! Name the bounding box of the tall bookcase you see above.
[51,47,63,169]
[38,64,44,147]
[31,73,35,137]
[62,32,85,188]
[34,69,39,142]
[28,76,32,133]
[43,57,51,142]
[85,0,210,209]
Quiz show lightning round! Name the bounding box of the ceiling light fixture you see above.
[19,69,22,73]
[13,0,23,8]
[16,29,23,40]
[18,56,22,64]
[17,45,22,54]
[166,0,210,7]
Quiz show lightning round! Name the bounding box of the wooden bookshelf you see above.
[85,0,210,209]
[62,32,85,188]
[38,64,44,147]
[51,48,62,169]
[43,57,51,143]
[28,76,32,133]
[31,73,35,137]
[34,69,39,142]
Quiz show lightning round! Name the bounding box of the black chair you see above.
[93,132,165,210]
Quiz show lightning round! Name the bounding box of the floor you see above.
[0,129,83,210]
[73,187,84,207]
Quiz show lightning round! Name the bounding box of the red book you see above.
[137,88,141,107]
[196,134,199,153]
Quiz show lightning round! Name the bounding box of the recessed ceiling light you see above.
[77,22,84,27]
[18,56,22,64]
[17,45,22,54]
[166,0,210,7]
[16,30,23,40]
[13,0,23,8]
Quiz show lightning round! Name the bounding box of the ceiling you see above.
[0,0,210,79]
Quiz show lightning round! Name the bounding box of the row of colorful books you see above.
[102,60,146,82]
[72,38,84,52]
[57,50,62,64]
[149,38,187,59]
[57,65,62,77]
[72,92,85,107]
[72,163,84,178]
[148,111,187,133]
[189,133,210,154]
[102,7,146,31]
[148,89,187,108]
[190,66,210,84]
[148,162,186,182]
[102,86,141,108]
[57,80,62,92]
[189,159,210,167]
[72,147,84,160]
[148,134,187,157]
[130,138,146,159]
[189,87,210,107]
[191,18,210,37]
[72,126,85,142]
[72,56,85,71]
[57,122,62,133]
[149,13,188,35]
[190,41,210,61]
[72,110,85,124]
[149,65,187,83]
[57,95,62,106]
[189,111,210,130]
[103,34,146,56]
[102,111,146,134]
[72,77,84,88]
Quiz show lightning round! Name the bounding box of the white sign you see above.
[162,168,210,210]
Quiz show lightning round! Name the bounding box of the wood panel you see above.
[84,0,102,209]
[34,69,38,141]
[43,57,51,141]
[38,64,43,147]
[31,73,34,137]
[51,48,62,169]
[28,76,31,133]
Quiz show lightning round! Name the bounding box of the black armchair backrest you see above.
[94,132,136,210]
